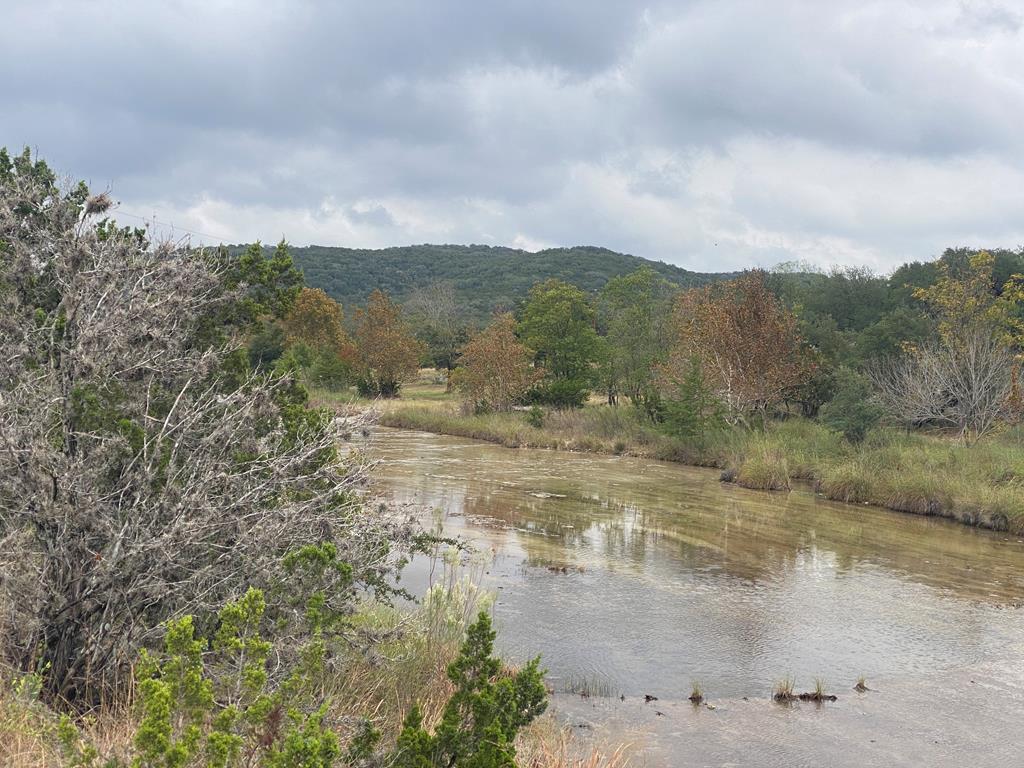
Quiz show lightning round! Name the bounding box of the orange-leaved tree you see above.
[277,287,358,389]
[353,289,425,397]
[282,287,354,355]
[453,313,543,412]
[668,270,810,423]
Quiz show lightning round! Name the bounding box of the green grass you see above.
[688,680,704,704]
[368,381,1024,533]
[734,436,791,491]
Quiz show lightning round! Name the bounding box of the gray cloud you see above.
[3,0,1023,271]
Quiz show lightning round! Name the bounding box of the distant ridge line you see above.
[230,242,736,319]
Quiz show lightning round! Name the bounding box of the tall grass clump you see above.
[735,437,791,491]
[763,419,846,480]
[772,676,796,702]
[688,681,704,704]
[815,458,877,503]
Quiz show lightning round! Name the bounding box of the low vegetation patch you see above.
[797,678,837,702]
[772,677,796,703]
[688,682,704,705]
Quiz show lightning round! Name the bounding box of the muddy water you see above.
[371,428,1024,766]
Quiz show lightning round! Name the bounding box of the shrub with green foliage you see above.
[527,379,590,409]
[660,356,725,445]
[55,585,370,768]
[820,369,884,444]
[525,405,545,429]
[53,603,541,768]
[392,612,547,768]
[275,341,354,392]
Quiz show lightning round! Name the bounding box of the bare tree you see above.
[404,281,466,390]
[0,151,402,706]
[871,326,1015,445]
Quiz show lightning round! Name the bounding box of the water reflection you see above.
[371,427,1024,760]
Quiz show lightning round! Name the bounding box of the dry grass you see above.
[516,717,633,768]
[0,675,135,768]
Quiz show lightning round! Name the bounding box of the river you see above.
[370,427,1024,767]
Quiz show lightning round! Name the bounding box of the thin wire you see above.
[114,209,232,243]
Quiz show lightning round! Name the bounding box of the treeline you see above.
[235,242,725,322]
[271,245,1024,447]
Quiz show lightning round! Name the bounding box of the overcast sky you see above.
[4,1,1023,272]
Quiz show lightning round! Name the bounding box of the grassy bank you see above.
[361,376,1024,534]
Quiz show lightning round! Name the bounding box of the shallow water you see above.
[371,427,1024,766]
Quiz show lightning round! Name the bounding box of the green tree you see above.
[852,308,932,363]
[913,250,1024,346]
[204,240,303,346]
[392,613,547,768]
[660,356,725,444]
[597,267,675,409]
[519,279,602,407]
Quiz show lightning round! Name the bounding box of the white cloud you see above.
[7,0,1024,272]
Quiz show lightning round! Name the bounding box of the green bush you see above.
[820,369,883,444]
[528,379,589,409]
[392,612,547,768]
[525,405,545,429]
[661,357,724,444]
[54,595,544,768]
[57,587,354,768]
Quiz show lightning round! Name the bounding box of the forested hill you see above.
[236,243,730,317]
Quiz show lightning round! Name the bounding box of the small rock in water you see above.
[644,694,658,703]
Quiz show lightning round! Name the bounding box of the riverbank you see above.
[315,375,1024,534]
